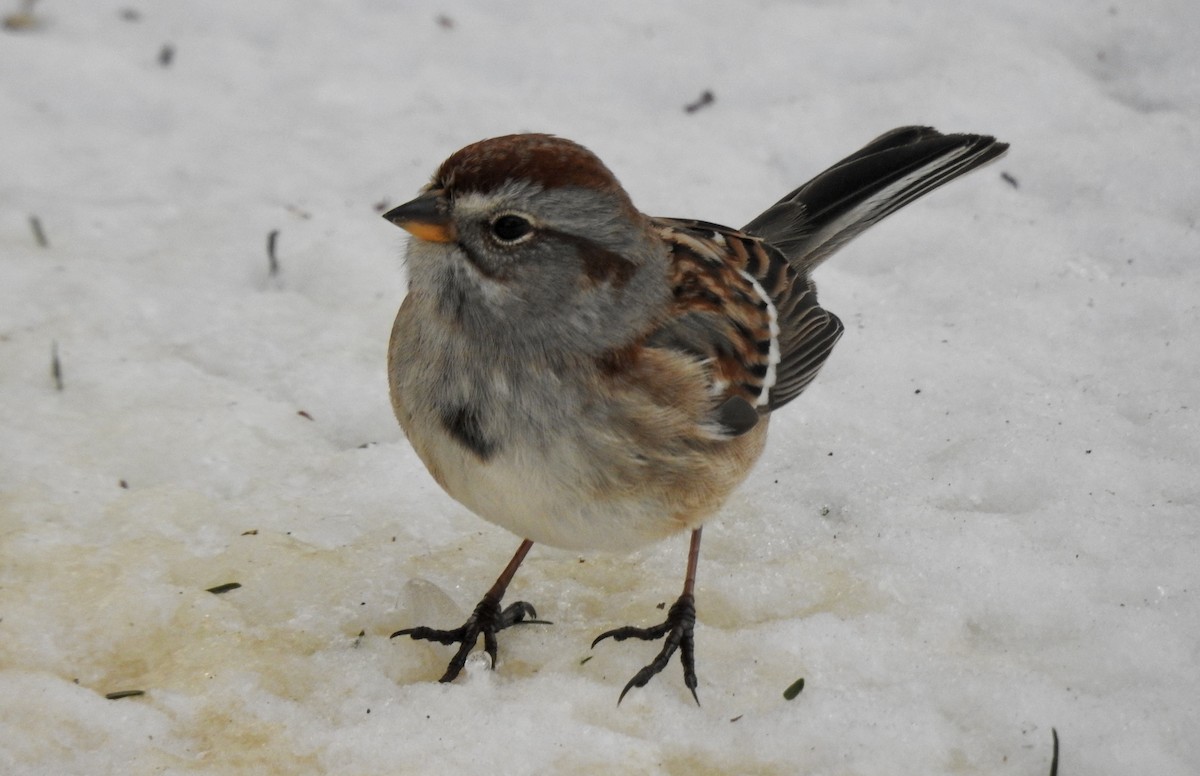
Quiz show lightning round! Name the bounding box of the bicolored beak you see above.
[382,191,456,243]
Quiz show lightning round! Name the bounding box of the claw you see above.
[392,597,550,682]
[592,593,699,705]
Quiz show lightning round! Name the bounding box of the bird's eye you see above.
[490,214,533,243]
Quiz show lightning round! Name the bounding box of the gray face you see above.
[405,178,670,358]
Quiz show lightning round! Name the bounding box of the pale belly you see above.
[411,422,697,553]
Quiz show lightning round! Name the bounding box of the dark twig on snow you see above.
[267,229,280,277]
[684,89,715,114]
[51,341,63,391]
[29,215,48,247]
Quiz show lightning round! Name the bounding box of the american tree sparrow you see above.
[383,127,1007,703]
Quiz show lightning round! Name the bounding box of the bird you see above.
[382,127,1008,703]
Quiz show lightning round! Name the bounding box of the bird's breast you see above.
[388,297,766,551]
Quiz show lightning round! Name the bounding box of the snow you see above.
[2,0,1198,773]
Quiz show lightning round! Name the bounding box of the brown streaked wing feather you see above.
[648,218,843,429]
[685,219,844,411]
[646,219,774,435]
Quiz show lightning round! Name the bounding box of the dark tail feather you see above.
[742,126,1008,271]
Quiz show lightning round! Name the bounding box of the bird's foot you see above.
[392,595,549,682]
[591,592,698,704]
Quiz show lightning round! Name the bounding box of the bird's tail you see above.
[742,126,1008,272]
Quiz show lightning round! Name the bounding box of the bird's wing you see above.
[646,218,844,433]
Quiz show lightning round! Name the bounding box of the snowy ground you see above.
[3,1,1198,773]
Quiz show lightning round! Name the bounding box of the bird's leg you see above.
[391,538,549,682]
[592,527,703,705]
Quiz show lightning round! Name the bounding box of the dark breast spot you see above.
[440,404,498,460]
